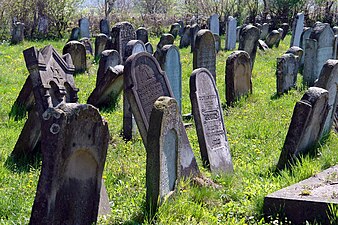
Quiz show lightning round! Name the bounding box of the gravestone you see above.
[177,20,184,36]
[124,52,200,177]
[110,21,136,64]
[286,46,303,62]
[193,29,216,81]
[276,53,299,95]
[281,23,289,40]
[94,33,109,60]
[314,60,338,135]
[96,50,121,86]
[190,24,200,52]
[30,103,109,225]
[156,45,182,111]
[334,35,338,60]
[303,22,335,86]
[156,33,174,51]
[79,37,93,55]
[146,96,181,216]
[214,34,221,52]
[179,25,191,48]
[209,14,219,35]
[190,68,233,173]
[277,87,329,169]
[169,23,181,39]
[136,27,148,44]
[299,27,312,68]
[225,16,237,50]
[100,19,110,36]
[69,27,80,41]
[236,26,241,42]
[265,30,281,48]
[260,23,269,40]
[226,51,252,106]
[333,26,338,35]
[11,22,24,44]
[37,16,48,35]
[79,17,90,38]
[238,24,260,69]
[63,41,87,73]
[290,13,304,47]
[124,40,146,62]
[278,28,284,40]
[145,42,153,54]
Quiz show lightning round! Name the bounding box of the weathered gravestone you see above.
[37,16,48,35]
[79,18,90,38]
[286,46,303,62]
[190,24,200,52]
[100,19,110,36]
[226,51,252,106]
[299,27,312,68]
[238,24,260,69]
[79,37,93,55]
[124,40,146,62]
[11,21,24,44]
[276,53,299,95]
[236,26,241,42]
[290,13,304,47]
[145,42,153,54]
[190,68,233,173]
[156,33,174,51]
[63,41,87,73]
[155,45,182,111]
[258,39,269,51]
[136,27,148,44]
[110,21,136,64]
[225,16,237,50]
[193,29,216,81]
[280,23,289,40]
[179,25,191,48]
[260,23,269,40]
[314,60,338,135]
[209,14,219,35]
[94,33,109,60]
[169,23,181,39]
[214,34,221,52]
[177,20,184,37]
[96,50,121,86]
[277,87,329,169]
[303,22,335,86]
[124,52,200,177]
[146,96,182,216]
[69,27,80,41]
[265,30,281,48]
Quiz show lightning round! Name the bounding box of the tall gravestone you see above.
[190,24,200,52]
[276,53,299,95]
[179,25,191,48]
[238,24,260,69]
[124,52,200,177]
[79,18,90,38]
[193,29,216,81]
[63,41,87,73]
[190,68,233,173]
[100,19,110,36]
[277,87,329,169]
[146,97,181,216]
[226,51,252,106]
[225,16,237,50]
[300,27,312,68]
[136,27,148,44]
[69,27,80,41]
[303,22,335,86]
[209,14,219,35]
[11,22,24,44]
[169,23,181,39]
[290,13,304,47]
[94,33,109,60]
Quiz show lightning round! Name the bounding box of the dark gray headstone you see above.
[190,24,200,52]
[260,23,269,40]
[136,27,148,44]
[69,27,80,41]
[209,14,219,35]
[11,22,24,44]
[214,34,221,52]
[100,19,110,36]
[94,33,109,60]
[177,20,184,36]
[265,30,281,48]
[276,53,299,95]
[169,23,181,39]
[238,24,260,69]
[290,13,304,47]
[333,26,338,35]
[96,50,121,86]
[225,16,237,50]
[226,51,252,106]
[79,17,90,38]
[277,87,329,169]
[281,23,289,40]
[179,25,191,48]
[190,68,233,173]
[79,37,93,55]
[156,33,174,50]
[63,41,87,73]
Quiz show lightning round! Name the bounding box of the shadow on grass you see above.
[4,147,42,173]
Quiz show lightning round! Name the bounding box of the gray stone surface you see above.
[286,46,304,61]
[277,87,329,169]
[238,24,260,69]
[214,34,221,52]
[94,33,109,60]
[225,16,237,50]
[276,53,299,95]
[100,19,110,36]
[38,16,48,35]
[190,68,233,173]
[63,41,87,73]
[334,35,338,60]
[190,24,200,52]
[264,165,338,225]
[179,25,191,48]
[209,14,219,35]
[146,97,181,216]
[226,51,252,106]
[79,17,90,38]
[290,13,304,47]
[169,23,181,39]
[300,27,312,68]
[265,30,281,48]
[136,27,148,44]
[156,33,174,51]
[69,27,80,41]
[124,52,200,177]
[96,50,121,86]
[193,29,216,81]
[11,22,24,44]
[177,20,184,37]
[145,42,153,54]
[260,23,269,40]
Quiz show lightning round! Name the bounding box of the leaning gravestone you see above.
[276,53,299,95]
[260,23,269,40]
[79,17,90,38]
[169,23,181,39]
[100,19,110,36]
[277,87,329,169]
[63,41,87,73]
[190,24,200,52]
[209,14,219,35]
[193,29,216,81]
[179,25,191,48]
[11,21,24,44]
[225,16,237,50]
[155,45,182,111]
[265,30,281,48]
[96,50,121,86]
[226,51,252,106]
[94,33,109,60]
[300,27,312,68]
[190,68,233,173]
[238,24,260,69]
[136,27,149,44]
[124,52,200,177]
[290,13,304,47]
[69,27,80,41]
[303,22,335,86]
[314,60,338,135]
[146,96,182,216]
[156,33,174,51]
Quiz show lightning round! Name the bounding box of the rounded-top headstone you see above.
[157,33,175,50]
[136,27,149,44]
[63,41,87,73]
[124,40,146,62]
[265,30,281,48]
[169,23,181,39]
[100,19,110,36]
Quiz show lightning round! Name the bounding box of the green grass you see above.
[1,35,338,224]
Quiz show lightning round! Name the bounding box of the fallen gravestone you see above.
[179,25,191,48]
[11,22,24,44]
[69,27,80,41]
[277,87,329,169]
[190,24,200,52]
[225,16,237,50]
[94,33,109,60]
[169,23,181,39]
[96,50,121,86]
[276,53,299,95]
[209,14,219,35]
[63,41,87,73]
[238,24,260,69]
[226,51,252,106]
[136,27,148,44]
[79,17,90,38]
[190,68,233,173]
[79,37,93,55]
[290,13,304,47]
[265,30,281,48]
[100,19,110,36]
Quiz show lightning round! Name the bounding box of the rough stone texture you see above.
[124,52,200,177]
[226,51,252,106]
[69,27,80,41]
[94,33,109,60]
[238,24,260,69]
[96,50,121,86]
[179,25,191,48]
[190,24,200,53]
[156,33,174,51]
[264,165,338,225]
[276,53,299,95]
[190,68,233,173]
[146,97,181,216]
[277,87,329,169]
[145,42,153,54]
[314,60,338,135]
[136,27,148,44]
[193,29,216,81]
[304,22,335,86]
[169,23,181,39]
[79,18,90,38]
[281,23,289,40]
[63,41,87,73]
[100,19,110,36]
[225,16,237,50]
[286,46,304,62]
[209,14,219,35]
[299,27,312,68]
[258,40,269,51]
[79,37,93,55]
[30,103,109,225]
[290,13,304,47]
[214,34,221,52]
[11,22,24,44]
[260,23,269,40]
[265,30,281,48]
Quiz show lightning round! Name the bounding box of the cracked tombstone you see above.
[276,53,299,95]
[94,33,109,60]
[190,68,233,174]
[100,19,110,36]
[225,16,237,50]
[136,27,149,44]
[277,87,329,170]
[238,24,260,69]
[79,17,90,38]
[146,97,181,217]
[124,52,200,177]
[62,41,87,73]
[290,13,304,47]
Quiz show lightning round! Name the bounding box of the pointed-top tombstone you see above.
[238,24,260,69]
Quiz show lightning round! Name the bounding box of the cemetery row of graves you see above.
[1,13,338,224]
